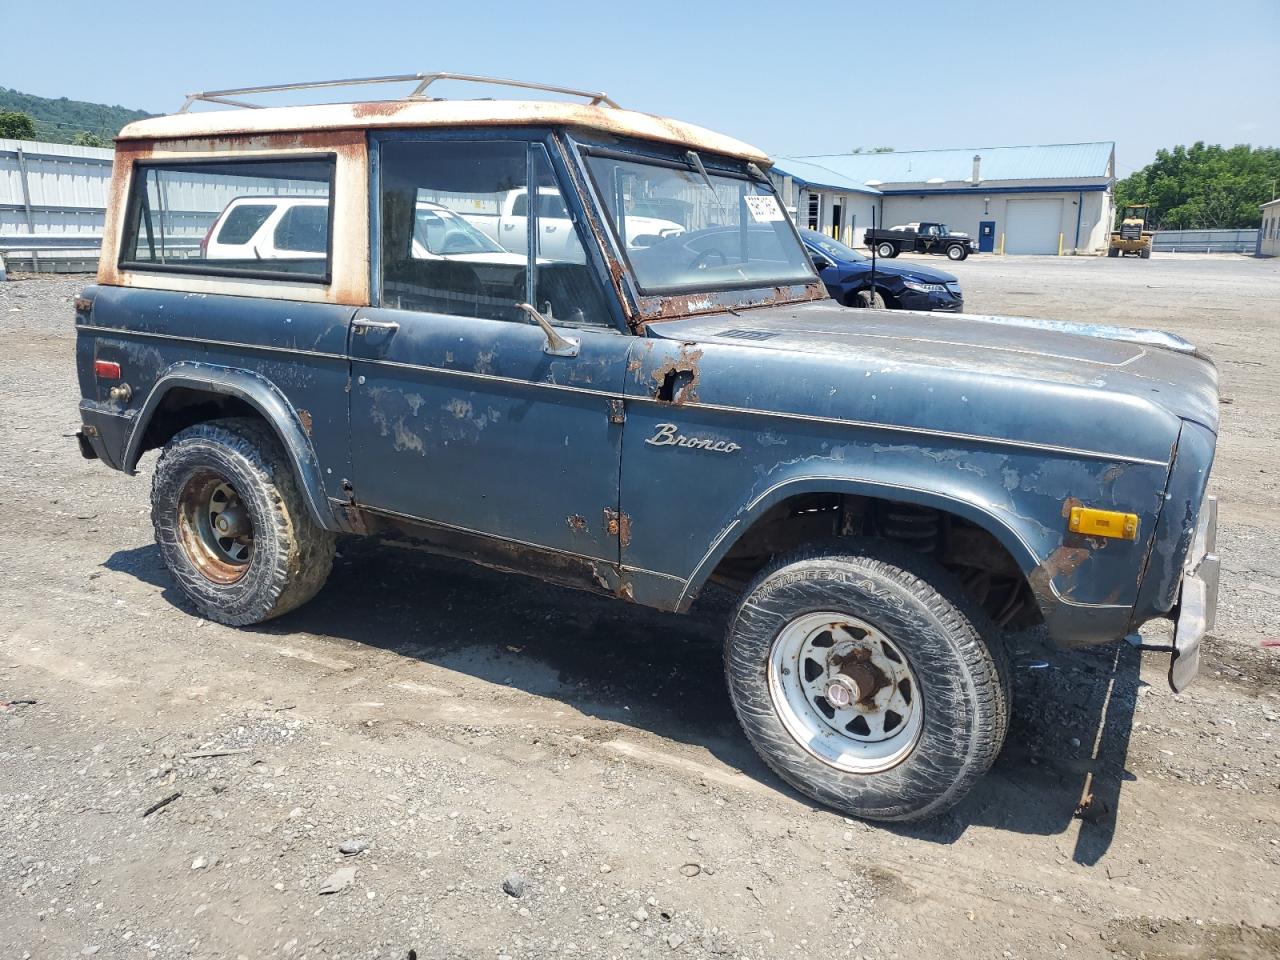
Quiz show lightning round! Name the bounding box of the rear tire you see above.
[724,541,1009,822]
[1140,247,1151,259]
[875,241,897,259]
[151,418,335,625]
[1108,247,1120,258]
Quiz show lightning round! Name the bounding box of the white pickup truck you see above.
[466,188,684,260]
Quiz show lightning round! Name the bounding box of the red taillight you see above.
[94,360,122,380]
[199,220,216,258]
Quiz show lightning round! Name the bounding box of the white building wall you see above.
[881,189,1110,254]
[1,137,115,237]
[1261,201,1280,257]
[782,185,877,248]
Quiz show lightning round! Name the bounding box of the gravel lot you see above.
[2,253,1278,960]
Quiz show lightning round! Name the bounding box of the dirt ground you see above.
[2,253,1278,960]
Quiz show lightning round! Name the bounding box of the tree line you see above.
[0,86,153,146]
[1116,143,1280,230]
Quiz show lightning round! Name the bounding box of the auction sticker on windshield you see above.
[744,195,784,223]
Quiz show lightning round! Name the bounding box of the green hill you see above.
[0,87,156,144]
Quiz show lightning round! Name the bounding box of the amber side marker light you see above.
[1068,506,1139,540]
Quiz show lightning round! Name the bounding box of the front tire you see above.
[151,418,335,625]
[853,289,887,309]
[724,542,1009,822]
[946,243,968,261]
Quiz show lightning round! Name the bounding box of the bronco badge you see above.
[645,422,741,454]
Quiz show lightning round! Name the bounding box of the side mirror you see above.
[516,302,580,358]
[810,254,832,270]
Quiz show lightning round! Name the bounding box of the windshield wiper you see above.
[685,150,730,222]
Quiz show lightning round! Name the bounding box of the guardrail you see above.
[0,234,106,251]
[0,235,204,277]
[0,234,103,276]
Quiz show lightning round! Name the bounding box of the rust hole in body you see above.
[650,344,703,405]
[603,508,633,548]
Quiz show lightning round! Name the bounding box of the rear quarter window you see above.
[120,155,335,282]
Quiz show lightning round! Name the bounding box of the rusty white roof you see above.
[116,100,770,163]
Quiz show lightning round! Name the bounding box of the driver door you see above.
[348,135,629,576]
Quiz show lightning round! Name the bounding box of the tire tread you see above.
[723,539,1010,822]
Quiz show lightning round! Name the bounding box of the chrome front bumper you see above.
[1169,496,1219,693]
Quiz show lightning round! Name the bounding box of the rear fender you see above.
[125,362,341,531]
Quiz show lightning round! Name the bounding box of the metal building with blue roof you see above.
[771,141,1115,255]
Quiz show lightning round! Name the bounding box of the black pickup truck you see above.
[864,222,976,261]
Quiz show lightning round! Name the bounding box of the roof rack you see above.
[179,72,620,112]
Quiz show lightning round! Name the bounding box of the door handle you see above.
[352,318,400,335]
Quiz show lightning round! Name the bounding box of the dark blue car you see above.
[801,229,964,312]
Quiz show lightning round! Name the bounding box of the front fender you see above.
[679,473,1040,606]
[124,362,340,532]
[670,446,1170,647]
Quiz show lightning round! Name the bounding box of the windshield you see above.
[803,229,867,263]
[584,151,815,295]
[412,204,505,256]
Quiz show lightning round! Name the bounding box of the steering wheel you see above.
[691,248,727,270]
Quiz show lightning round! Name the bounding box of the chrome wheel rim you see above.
[767,611,922,774]
[177,471,254,584]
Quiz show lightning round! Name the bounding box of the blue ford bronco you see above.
[73,74,1219,821]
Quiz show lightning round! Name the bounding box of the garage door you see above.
[1004,198,1064,254]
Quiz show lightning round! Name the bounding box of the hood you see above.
[645,301,1219,462]
[856,259,957,284]
[627,216,684,236]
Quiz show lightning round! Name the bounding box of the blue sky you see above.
[3,0,1276,174]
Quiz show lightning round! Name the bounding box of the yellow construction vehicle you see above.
[1109,204,1154,258]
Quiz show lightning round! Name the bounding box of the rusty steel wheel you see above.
[152,418,334,625]
[768,612,922,774]
[176,472,254,584]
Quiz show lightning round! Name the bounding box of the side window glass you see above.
[121,157,333,281]
[380,139,527,323]
[529,144,613,328]
[274,204,329,253]
[378,139,614,329]
[215,204,274,245]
